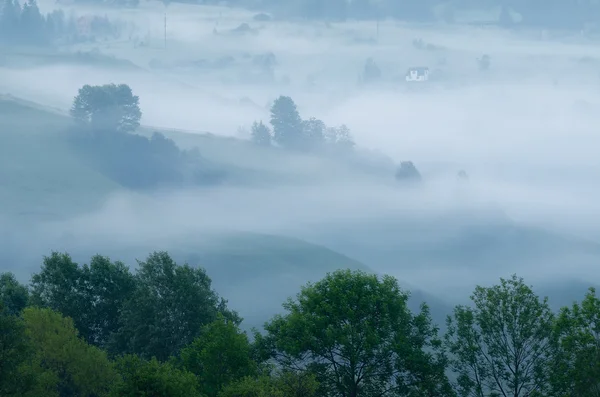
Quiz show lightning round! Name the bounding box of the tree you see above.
[70,84,142,133]
[445,275,554,397]
[361,57,381,84]
[395,161,421,183]
[180,314,257,397]
[250,120,272,146]
[260,269,454,397]
[0,307,32,396]
[30,252,135,348]
[270,96,303,149]
[21,307,117,397]
[0,272,29,315]
[301,117,326,149]
[111,355,201,397]
[20,0,45,44]
[325,124,355,151]
[80,255,136,347]
[111,251,239,361]
[551,287,600,396]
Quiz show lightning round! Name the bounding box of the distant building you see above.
[405,67,430,82]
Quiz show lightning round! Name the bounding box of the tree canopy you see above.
[2,254,600,396]
[260,269,454,396]
[70,83,142,133]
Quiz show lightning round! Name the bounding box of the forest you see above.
[1,250,599,397]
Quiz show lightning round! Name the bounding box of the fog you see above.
[2,0,600,327]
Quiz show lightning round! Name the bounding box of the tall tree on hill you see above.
[445,275,554,397]
[270,96,304,150]
[259,269,455,397]
[70,83,142,133]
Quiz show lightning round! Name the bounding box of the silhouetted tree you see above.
[270,96,303,149]
[250,120,272,146]
[395,161,422,183]
[301,117,325,148]
[70,84,142,133]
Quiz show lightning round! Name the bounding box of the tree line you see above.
[0,0,122,46]
[249,95,355,153]
[1,251,599,396]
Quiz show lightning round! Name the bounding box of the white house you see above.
[405,67,430,82]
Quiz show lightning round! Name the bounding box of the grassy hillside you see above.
[55,231,451,330]
[0,97,124,221]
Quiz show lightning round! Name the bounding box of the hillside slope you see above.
[0,97,124,221]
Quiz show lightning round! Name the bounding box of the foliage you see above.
[270,95,304,149]
[261,269,454,396]
[30,252,135,348]
[111,251,239,361]
[395,161,421,183]
[325,124,355,151]
[0,0,124,46]
[301,117,326,148]
[21,307,117,397]
[0,272,29,315]
[445,275,554,397]
[0,307,32,396]
[250,120,272,146]
[111,355,202,397]
[70,84,142,133]
[180,314,257,397]
[7,247,600,396]
[551,287,600,396]
[361,57,381,84]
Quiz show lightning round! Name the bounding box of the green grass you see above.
[177,232,371,283]
[0,97,124,220]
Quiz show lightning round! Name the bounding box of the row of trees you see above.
[250,95,356,152]
[2,251,600,396]
[0,0,122,46]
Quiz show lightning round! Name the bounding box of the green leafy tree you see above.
[80,255,136,347]
[551,287,600,396]
[30,252,135,348]
[260,269,454,397]
[250,120,272,146]
[0,306,32,396]
[180,314,257,397]
[111,355,202,397]
[112,251,239,361]
[21,307,117,397]
[270,95,303,149]
[0,272,29,315]
[445,275,554,397]
[70,83,142,133]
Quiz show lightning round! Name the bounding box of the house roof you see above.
[407,66,429,74]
